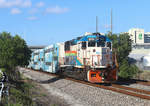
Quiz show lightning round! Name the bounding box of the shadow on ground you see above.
[113,78,148,86]
[39,76,64,84]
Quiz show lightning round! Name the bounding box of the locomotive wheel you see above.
[80,69,87,81]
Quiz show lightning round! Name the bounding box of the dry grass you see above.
[137,70,150,81]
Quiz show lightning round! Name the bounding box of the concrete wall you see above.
[128,28,144,44]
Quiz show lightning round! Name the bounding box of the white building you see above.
[128,28,144,44]
[128,28,150,70]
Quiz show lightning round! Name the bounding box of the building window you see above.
[138,33,142,40]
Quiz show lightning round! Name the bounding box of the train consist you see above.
[28,32,118,83]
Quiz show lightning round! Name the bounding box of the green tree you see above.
[119,59,139,79]
[0,32,31,69]
[107,32,139,78]
[118,59,129,78]
[106,33,118,51]
[13,35,31,67]
[0,32,33,105]
[117,33,132,63]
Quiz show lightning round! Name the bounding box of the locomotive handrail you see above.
[114,52,119,68]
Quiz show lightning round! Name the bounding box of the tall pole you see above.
[96,16,98,33]
[111,8,113,36]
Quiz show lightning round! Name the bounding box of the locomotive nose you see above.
[87,70,104,83]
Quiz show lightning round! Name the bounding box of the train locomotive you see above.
[28,32,118,83]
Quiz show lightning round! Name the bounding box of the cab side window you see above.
[97,37,105,47]
[82,42,86,49]
[107,42,111,49]
[65,41,70,51]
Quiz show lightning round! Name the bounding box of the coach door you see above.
[52,45,59,73]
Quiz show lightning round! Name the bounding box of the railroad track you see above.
[137,81,150,86]
[23,68,150,100]
[115,79,150,86]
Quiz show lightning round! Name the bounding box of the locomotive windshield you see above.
[77,35,112,49]
[97,36,105,47]
[88,38,96,47]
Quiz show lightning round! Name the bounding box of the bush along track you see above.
[0,69,7,102]
[0,68,35,106]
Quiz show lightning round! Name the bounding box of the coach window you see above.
[45,49,50,53]
[46,62,51,65]
[34,53,39,55]
[82,41,86,49]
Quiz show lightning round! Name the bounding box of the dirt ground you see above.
[30,80,70,106]
[135,70,150,81]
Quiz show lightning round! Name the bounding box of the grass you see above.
[1,68,36,106]
[0,73,3,79]
[3,81,35,106]
[41,93,47,97]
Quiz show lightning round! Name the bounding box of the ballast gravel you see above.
[19,68,150,106]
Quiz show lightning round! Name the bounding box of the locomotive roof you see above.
[78,35,111,42]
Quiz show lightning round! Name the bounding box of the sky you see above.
[0,0,150,46]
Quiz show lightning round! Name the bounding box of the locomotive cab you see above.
[77,34,112,68]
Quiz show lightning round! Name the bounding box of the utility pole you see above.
[111,8,113,36]
[96,16,98,33]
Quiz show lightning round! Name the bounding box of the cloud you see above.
[0,0,32,8]
[36,1,44,8]
[45,6,69,14]
[22,0,31,7]
[104,24,111,29]
[29,2,44,14]
[29,8,38,14]
[27,16,37,20]
[10,8,21,14]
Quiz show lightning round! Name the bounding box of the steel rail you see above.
[137,82,150,86]
[111,84,150,95]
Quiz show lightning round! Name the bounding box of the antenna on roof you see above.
[111,8,113,36]
[96,16,98,33]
